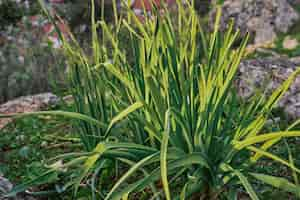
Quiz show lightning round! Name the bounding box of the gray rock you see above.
[0,176,37,200]
[237,57,300,119]
[0,93,59,129]
[0,176,12,200]
[290,56,300,65]
[210,0,299,44]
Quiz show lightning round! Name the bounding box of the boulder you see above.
[210,0,299,44]
[0,93,59,129]
[237,57,300,119]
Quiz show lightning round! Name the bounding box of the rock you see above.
[210,0,299,44]
[0,176,37,200]
[62,95,74,105]
[245,42,277,55]
[0,93,59,129]
[0,176,13,199]
[237,57,300,119]
[290,56,300,65]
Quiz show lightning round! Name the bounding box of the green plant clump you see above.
[2,0,300,199]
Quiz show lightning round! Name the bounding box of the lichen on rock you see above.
[210,0,299,44]
[237,57,300,119]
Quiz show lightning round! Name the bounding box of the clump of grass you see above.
[1,0,300,199]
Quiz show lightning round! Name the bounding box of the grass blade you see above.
[161,110,171,200]
[105,102,144,136]
[250,173,300,198]
[0,111,107,129]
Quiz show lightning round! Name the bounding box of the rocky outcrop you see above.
[237,57,300,119]
[210,0,299,44]
[0,93,59,129]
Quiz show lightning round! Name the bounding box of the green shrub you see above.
[0,0,23,29]
[2,1,300,199]
[0,0,39,30]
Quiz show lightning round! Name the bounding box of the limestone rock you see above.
[0,93,59,129]
[290,56,300,65]
[237,57,300,119]
[210,0,299,44]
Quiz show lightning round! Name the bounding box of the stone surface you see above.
[0,176,37,200]
[237,57,300,119]
[210,0,299,44]
[0,176,13,199]
[290,56,300,65]
[0,93,59,129]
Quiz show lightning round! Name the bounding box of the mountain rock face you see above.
[210,0,299,44]
[237,57,300,119]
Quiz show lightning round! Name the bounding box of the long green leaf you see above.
[105,153,159,200]
[234,131,300,150]
[247,146,300,174]
[105,102,144,136]
[0,111,107,129]
[227,165,259,200]
[161,110,171,200]
[75,143,106,194]
[250,173,300,198]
